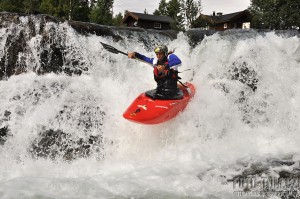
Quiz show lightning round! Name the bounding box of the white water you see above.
[1,21,300,198]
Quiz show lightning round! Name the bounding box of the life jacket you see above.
[153,56,178,82]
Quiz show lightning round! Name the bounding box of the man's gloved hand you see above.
[156,65,167,76]
[156,65,165,72]
[128,52,136,59]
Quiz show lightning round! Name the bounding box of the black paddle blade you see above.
[100,42,127,56]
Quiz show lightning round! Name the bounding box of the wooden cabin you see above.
[122,12,174,30]
[194,10,252,31]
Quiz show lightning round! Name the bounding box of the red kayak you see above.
[123,82,195,124]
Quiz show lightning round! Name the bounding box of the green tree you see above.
[277,0,300,29]
[153,0,185,30]
[39,0,55,15]
[39,0,89,20]
[153,9,160,15]
[112,12,123,26]
[190,14,210,28]
[184,0,202,28]
[89,0,113,25]
[39,0,68,19]
[0,0,24,13]
[153,0,168,15]
[249,0,300,29]
[249,0,279,29]
[167,0,185,30]
[69,0,90,21]
[24,0,41,14]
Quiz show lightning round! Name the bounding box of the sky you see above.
[113,0,251,16]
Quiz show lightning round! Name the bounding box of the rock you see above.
[30,128,104,161]
[0,110,11,145]
[0,126,9,145]
[185,29,217,47]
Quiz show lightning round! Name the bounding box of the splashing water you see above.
[1,18,300,198]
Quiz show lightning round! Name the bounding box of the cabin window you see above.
[242,22,250,29]
[224,23,227,29]
[154,23,161,29]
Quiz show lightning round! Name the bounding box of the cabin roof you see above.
[123,12,174,23]
[203,10,251,24]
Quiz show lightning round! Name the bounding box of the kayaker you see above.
[128,45,182,99]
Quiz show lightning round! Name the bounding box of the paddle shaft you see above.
[100,42,152,66]
[100,42,127,56]
[112,49,127,56]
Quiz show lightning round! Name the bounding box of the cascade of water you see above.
[1,13,300,199]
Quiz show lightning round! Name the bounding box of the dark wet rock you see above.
[25,87,106,161]
[30,128,104,161]
[0,126,9,145]
[185,29,217,47]
[1,77,106,160]
[0,12,66,79]
[0,110,12,145]
[3,110,11,118]
[230,61,258,92]
[68,20,123,42]
[278,170,294,178]
[0,30,27,77]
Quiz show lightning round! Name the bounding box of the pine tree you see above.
[167,0,185,30]
[23,0,41,14]
[184,0,201,28]
[158,0,168,15]
[0,0,25,13]
[153,9,160,15]
[39,0,68,19]
[89,0,114,25]
[249,0,300,29]
[69,0,90,21]
[112,12,123,26]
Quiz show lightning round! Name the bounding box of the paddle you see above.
[100,42,127,56]
[100,42,152,65]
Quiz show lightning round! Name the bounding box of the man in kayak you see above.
[128,45,182,99]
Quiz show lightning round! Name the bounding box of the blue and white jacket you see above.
[135,52,182,70]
